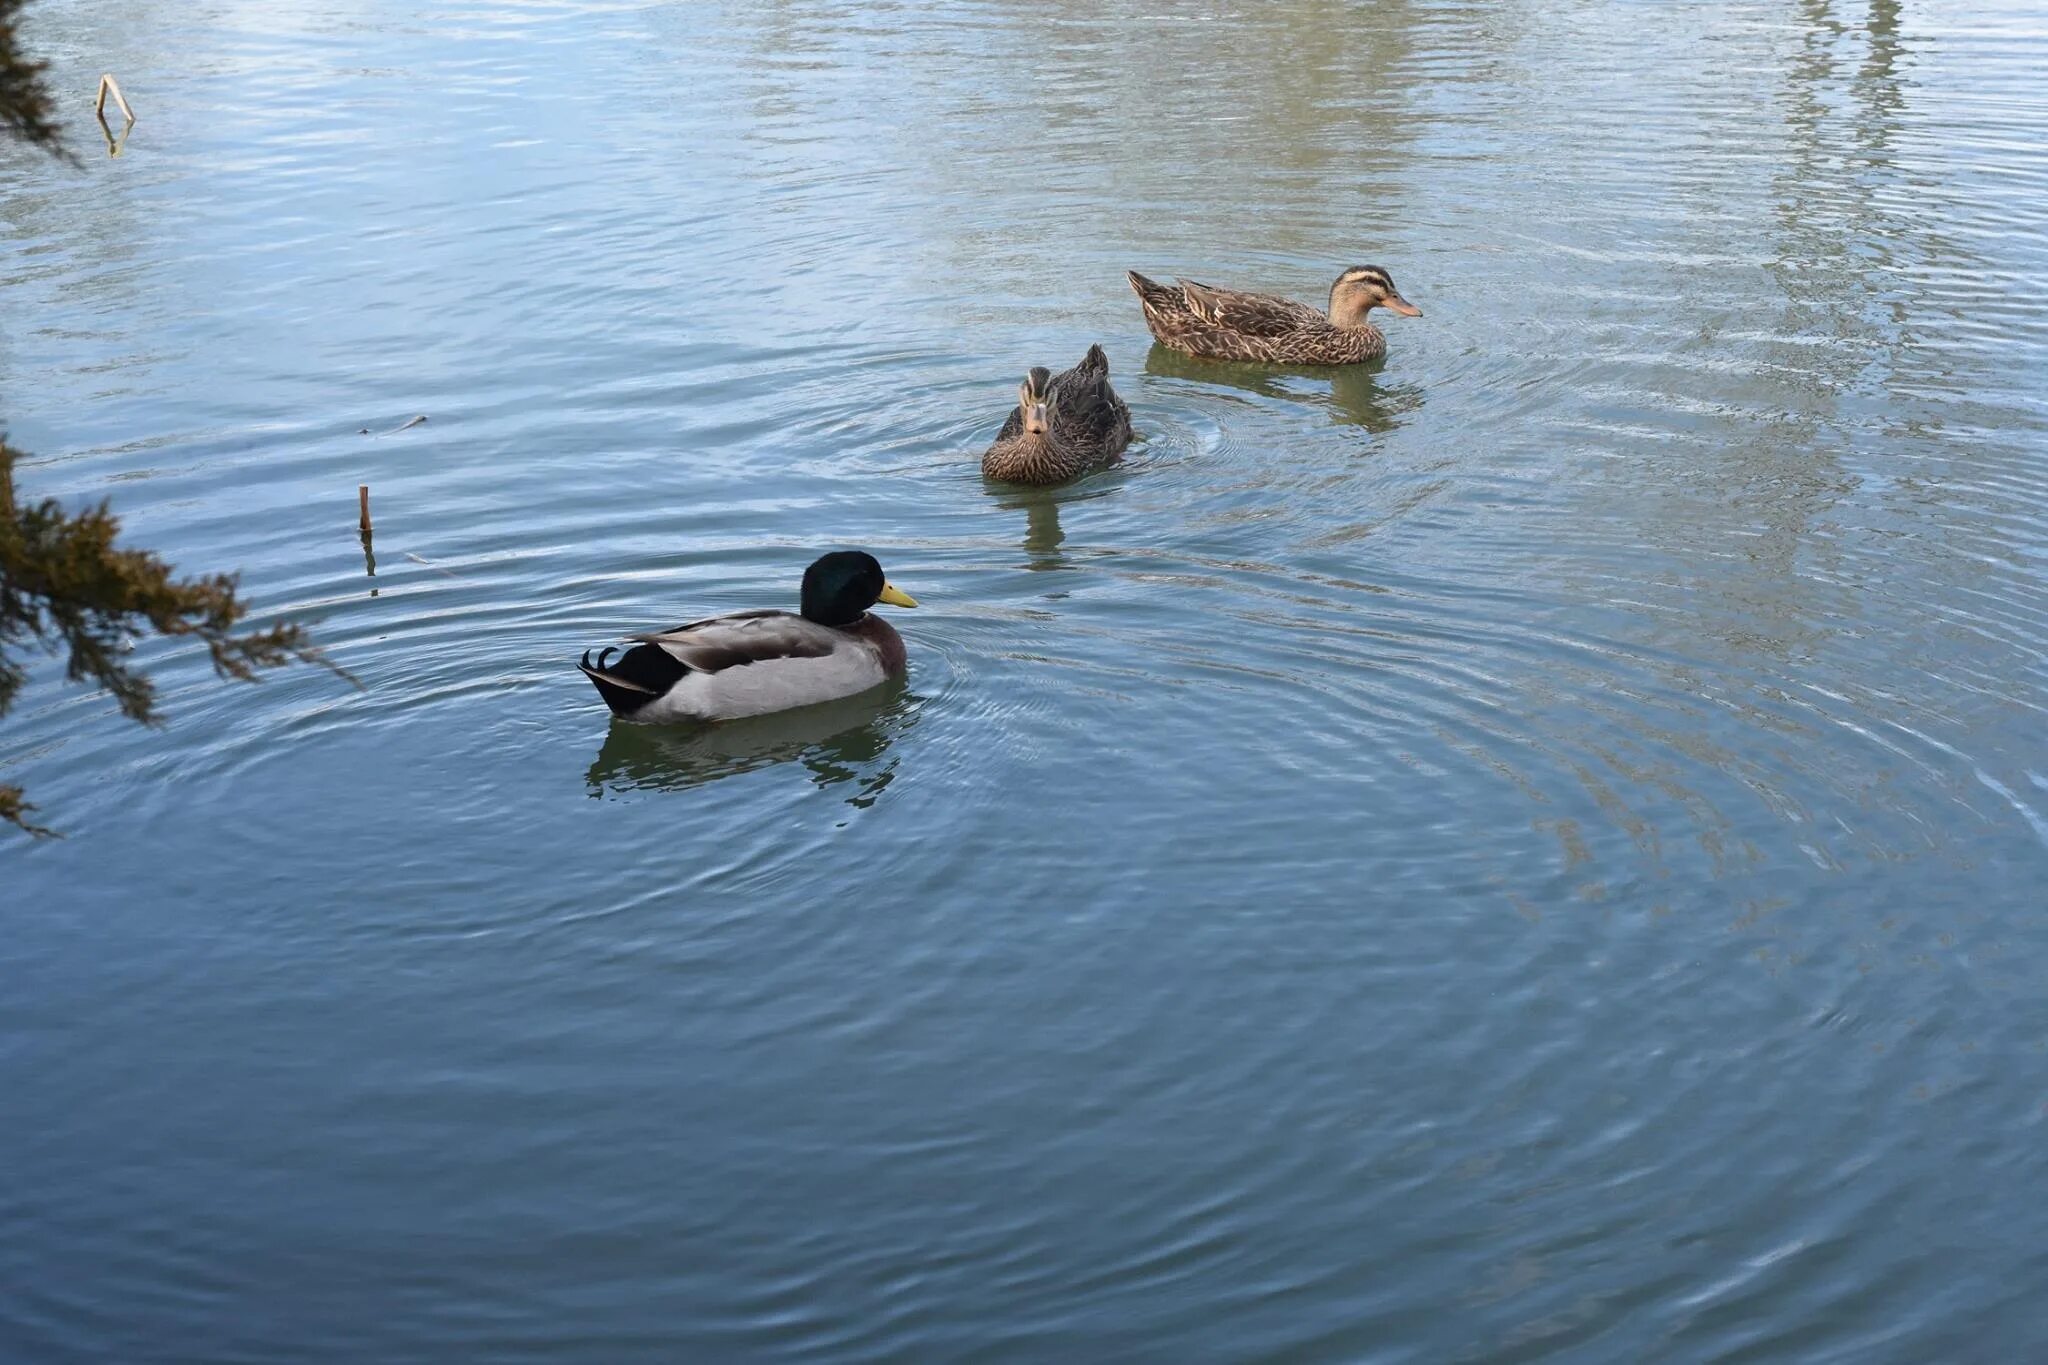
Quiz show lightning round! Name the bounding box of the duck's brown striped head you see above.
[1018,366,1053,436]
[1330,265,1422,326]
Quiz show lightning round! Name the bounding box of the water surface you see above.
[6,0,2048,1358]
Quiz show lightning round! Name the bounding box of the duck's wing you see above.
[1179,281,1325,337]
[583,608,892,722]
[627,609,838,672]
[1047,344,1133,449]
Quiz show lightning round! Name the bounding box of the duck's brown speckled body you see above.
[982,343,1133,485]
[1128,265,1421,366]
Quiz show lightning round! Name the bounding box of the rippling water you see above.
[6,0,2048,1358]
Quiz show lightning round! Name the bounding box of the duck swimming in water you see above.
[982,343,1133,485]
[1127,265,1421,365]
[577,551,916,723]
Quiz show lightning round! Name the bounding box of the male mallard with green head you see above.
[982,343,1133,485]
[578,551,916,723]
[1127,265,1422,365]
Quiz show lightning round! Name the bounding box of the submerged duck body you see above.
[578,551,916,724]
[1128,265,1421,366]
[982,343,1133,485]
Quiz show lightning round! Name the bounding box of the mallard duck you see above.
[982,343,1133,484]
[1127,265,1421,365]
[578,551,916,723]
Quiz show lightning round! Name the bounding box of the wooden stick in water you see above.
[358,485,372,534]
[95,74,136,126]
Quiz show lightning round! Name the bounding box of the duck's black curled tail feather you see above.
[578,642,688,717]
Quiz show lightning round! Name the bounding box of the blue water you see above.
[5,0,2048,1358]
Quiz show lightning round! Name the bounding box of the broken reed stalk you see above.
[358,485,372,534]
[95,74,136,127]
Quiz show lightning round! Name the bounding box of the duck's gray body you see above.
[580,609,907,724]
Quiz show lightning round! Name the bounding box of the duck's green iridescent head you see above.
[801,551,916,626]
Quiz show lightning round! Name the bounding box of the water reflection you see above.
[96,111,133,158]
[771,0,1433,325]
[1143,344,1425,434]
[585,684,916,809]
[978,483,1079,571]
[1649,0,1933,666]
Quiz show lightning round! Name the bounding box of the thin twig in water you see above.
[95,74,136,126]
[357,415,428,437]
[404,553,464,579]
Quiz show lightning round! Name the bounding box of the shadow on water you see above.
[1142,343,1424,434]
[584,682,917,809]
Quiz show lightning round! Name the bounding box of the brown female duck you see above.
[1127,265,1421,365]
[982,343,1133,485]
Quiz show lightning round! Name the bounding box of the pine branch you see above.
[2,439,345,834]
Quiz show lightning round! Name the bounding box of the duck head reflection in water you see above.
[585,681,917,810]
[1142,344,1425,435]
